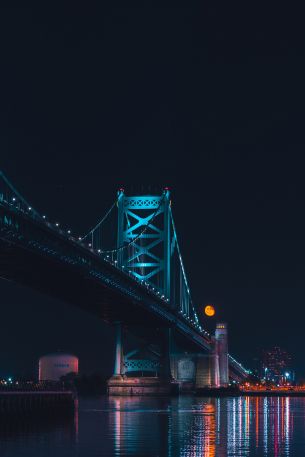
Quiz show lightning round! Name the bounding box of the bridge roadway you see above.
[0,200,247,378]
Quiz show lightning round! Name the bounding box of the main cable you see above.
[82,200,117,240]
[170,206,199,322]
[84,191,166,254]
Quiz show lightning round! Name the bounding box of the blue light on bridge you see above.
[0,171,250,378]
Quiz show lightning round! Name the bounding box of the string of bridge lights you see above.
[3,180,209,337]
[81,190,167,254]
[229,355,251,375]
[2,175,253,376]
[7,197,208,335]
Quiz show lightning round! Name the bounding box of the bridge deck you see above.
[0,201,248,378]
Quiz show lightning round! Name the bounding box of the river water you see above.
[0,395,304,456]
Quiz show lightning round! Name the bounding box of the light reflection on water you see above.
[1,395,305,456]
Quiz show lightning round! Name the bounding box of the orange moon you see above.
[204,305,215,317]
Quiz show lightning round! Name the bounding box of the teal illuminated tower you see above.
[117,189,171,299]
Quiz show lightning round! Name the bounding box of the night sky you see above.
[1,5,305,379]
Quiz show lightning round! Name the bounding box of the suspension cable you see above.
[0,171,41,220]
[84,191,166,254]
[170,206,199,321]
[170,207,191,294]
[82,200,117,240]
[101,191,166,254]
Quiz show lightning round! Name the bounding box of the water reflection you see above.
[0,395,304,456]
[107,397,172,456]
[104,396,296,456]
[0,408,76,457]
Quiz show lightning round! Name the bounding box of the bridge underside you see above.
[0,204,248,382]
[0,239,246,381]
[0,238,166,328]
[1,237,248,383]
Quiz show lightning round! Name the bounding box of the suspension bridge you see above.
[0,172,249,394]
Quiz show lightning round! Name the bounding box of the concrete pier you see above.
[107,376,176,396]
[108,322,231,396]
[215,323,229,387]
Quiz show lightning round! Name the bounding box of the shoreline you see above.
[196,387,305,397]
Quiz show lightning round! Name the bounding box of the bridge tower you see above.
[117,189,171,300]
[108,189,175,395]
[215,323,229,387]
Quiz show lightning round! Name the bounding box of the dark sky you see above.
[1,4,305,378]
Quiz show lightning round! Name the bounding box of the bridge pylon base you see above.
[107,376,177,396]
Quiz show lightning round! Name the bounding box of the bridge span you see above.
[0,172,249,393]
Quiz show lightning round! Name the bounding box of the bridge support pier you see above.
[113,322,124,378]
[195,353,219,389]
[195,322,229,392]
[161,327,173,379]
[107,326,176,396]
[107,322,230,395]
[215,323,229,387]
[170,323,229,392]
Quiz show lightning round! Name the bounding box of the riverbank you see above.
[196,386,305,397]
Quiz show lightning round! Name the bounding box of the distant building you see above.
[39,353,79,381]
[261,347,294,384]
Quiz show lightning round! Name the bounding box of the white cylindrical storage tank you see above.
[39,353,79,381]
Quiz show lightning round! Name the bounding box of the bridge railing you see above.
[228,354,250,377]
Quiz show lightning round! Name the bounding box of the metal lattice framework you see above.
[117,190,171,298]
[82,188,202,324]
[124,347,161,374]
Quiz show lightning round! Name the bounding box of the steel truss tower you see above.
[117,189,171,299]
